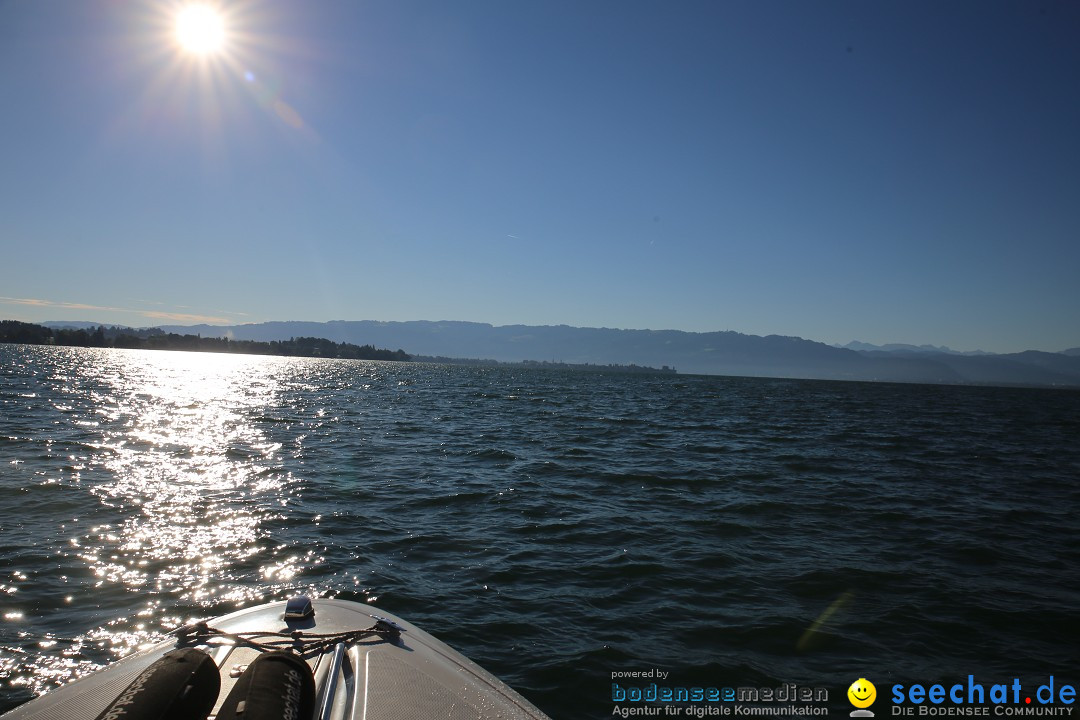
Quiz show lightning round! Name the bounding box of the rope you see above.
[171,618,402,657]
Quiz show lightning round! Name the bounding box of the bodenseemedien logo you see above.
[849,678,877,717]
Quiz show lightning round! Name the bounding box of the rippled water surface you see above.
[1,345,1078,717]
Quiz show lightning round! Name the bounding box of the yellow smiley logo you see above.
[848,678,876,708]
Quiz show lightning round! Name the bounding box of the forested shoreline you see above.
[0,320,411,361]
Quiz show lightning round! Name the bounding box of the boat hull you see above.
[2,598,551,720]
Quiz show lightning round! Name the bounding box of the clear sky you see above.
[2,1,1078,353]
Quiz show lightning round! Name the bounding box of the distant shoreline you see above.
[0,320,411,362]
[413,355,677,375]
[1,319,682,375]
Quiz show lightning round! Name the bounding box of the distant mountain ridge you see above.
[79,318,1077,388]
[36,319,1080,387]
[837,341,993,356]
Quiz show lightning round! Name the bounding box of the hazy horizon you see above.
[9,315,1077,356]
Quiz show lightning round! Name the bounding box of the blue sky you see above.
[2,1,1078,353]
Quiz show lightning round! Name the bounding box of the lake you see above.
[1,345,1078,717]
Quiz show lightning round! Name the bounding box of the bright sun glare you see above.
[176,4,226,56]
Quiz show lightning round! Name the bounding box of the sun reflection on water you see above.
[6,348,313,690]
[0,348,367,698]
[82,351,288,606]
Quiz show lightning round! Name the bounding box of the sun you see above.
[175,4,226,56]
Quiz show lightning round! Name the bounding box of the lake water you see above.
[1,345,1078,717]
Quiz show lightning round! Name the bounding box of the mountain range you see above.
[834,341,993,356]
[37,319,1076,388]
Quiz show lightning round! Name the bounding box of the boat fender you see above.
[93,647,220,720]
[215,651,315,720]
